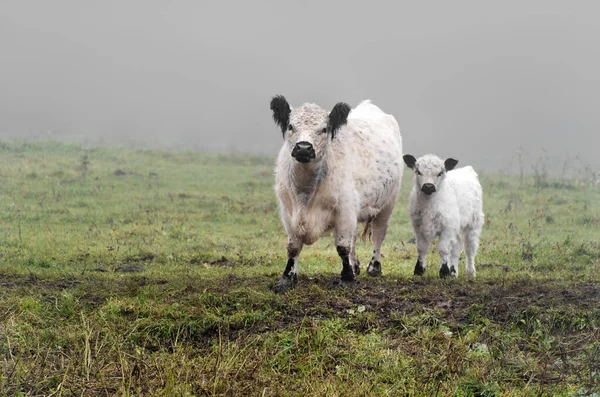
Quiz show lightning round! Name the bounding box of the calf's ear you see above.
[403,154,417,169]
[444,158,458,171]
[270,95,291,136]
[327,102,351,139]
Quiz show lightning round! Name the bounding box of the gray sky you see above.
[1,1,598,174]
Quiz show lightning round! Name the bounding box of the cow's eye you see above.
[321,127,327,134]
[287,124,293,131]
[438,171,444,177]
[415,170,421,176]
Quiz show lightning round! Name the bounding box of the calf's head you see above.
[403,154,458,195]
[270,95,351,164]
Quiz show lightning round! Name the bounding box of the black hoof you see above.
[449,265,457,277]
[340,272,356,282]
[367,260,382,277]
[339,265,357,288]
[413,258,425,276]
[439,263,450,278]
[273,275,297,294]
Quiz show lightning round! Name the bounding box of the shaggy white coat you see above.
[406,154,484,277]
[273,99,403,287]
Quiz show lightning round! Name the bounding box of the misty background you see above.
[1,1,598,176]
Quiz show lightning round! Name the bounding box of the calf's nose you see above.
[421,183,436,195]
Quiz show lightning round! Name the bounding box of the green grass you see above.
[0,140,599,396]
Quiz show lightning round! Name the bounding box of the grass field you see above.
[0,140,599,396]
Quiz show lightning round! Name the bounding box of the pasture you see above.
[0,141,599,396]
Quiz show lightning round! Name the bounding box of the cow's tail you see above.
[360,218,373,243]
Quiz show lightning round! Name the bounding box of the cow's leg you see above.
[438,232,456,278]
[273,238,303,294]
[414,233,430,276]
[351,232,360,276]
[367,202,395,277]
[335,216,358,285]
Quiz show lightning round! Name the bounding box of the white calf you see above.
[403,154,484,278]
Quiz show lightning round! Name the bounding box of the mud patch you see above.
[197,274,600,338]
[343,277,600,326]
[152,274,600,364]
[0,274,81,290]
[0,281,16,289]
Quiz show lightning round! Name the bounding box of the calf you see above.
[403,154,484,278]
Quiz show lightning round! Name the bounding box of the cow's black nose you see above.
[291,141,315,163]
[421,183,436,195]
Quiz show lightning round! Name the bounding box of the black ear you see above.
[403,154,417,169]
[327,102,351,139]
[270,95,291,136]
[444,158,458,171]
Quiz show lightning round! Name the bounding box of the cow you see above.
[269,95,403,293]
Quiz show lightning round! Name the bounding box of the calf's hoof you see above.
[273,275,297,294]
[439,263,451,278]
[465,267,476,277]
[413,259,425,276]
[366,260,382,277]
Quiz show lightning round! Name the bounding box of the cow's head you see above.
[403,154,458,196]
[270,95,351,164]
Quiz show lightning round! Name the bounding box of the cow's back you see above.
[333,101,403,219]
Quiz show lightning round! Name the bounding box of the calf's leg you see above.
[438,233,457,278]
[464,227,480,277]
[449,235,461,277]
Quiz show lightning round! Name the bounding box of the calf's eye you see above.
[321,127,327,134]
[438,172,444,177]
[415,170,421,176]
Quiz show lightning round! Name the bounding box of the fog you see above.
[1,1,599,175]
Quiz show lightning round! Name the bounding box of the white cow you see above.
[270,95,403,293]
[403,154,484,278]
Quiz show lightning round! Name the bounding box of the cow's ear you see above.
[327,102,351,139]
[403,155,417,169]
[444,158,458,171]
[270,95,291,136]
